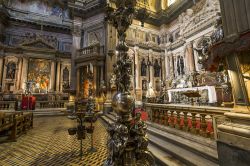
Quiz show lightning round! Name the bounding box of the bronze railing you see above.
[36,100,68,109]
[145,103,231,139]
[79,44,104,57]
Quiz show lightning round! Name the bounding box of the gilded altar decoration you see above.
[28,59,50,92]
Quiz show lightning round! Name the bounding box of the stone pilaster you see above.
[0,56,3,90]
[16,58,22,91]
[93,64,97,92]
[56,61,61,92]
[161,53,165,81]
[165,52,172,78]
[50,61,55,92]
[21,57,28,91]
[134,46,139,89]
[76,68,80,94]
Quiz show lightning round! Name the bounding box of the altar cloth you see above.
[168,86,217,103]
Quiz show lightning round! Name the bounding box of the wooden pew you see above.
[0,111,33,143]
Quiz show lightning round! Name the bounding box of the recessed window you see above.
[168,0,176,6]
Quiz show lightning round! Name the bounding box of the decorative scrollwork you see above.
[104,1,154,166]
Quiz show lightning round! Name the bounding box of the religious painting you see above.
[6,62,16,79]
[28,59,51,92]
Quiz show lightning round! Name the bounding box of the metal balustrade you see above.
[78,44,104,57]
[36,100,68,109]
[145,103,230,139]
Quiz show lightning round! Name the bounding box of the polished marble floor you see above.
[0,116,108,166]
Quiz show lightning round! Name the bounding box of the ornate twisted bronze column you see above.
[104,1,155,165]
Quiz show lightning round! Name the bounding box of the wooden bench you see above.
[0,111,33,143]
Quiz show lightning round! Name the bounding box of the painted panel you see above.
[28,58,51,92]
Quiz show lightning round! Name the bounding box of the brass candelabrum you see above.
[68,69,97,157]
[104,1,155,165]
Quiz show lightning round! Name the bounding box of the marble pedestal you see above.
[217,112,250,166]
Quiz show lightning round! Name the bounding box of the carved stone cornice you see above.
[170,39,186,50]
[181,1,220,39]
[126,39,161,52]
[68,0,106,18]
[0,42,71,59]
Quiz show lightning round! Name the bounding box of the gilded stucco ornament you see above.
[104,0,155,165]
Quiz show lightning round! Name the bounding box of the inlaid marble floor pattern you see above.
[0,116,108,166]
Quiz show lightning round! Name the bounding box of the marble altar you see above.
[168,86,217,104]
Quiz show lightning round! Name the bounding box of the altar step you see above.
[100,113,185,166]
[101,112,219,166]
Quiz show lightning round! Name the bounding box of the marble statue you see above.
[142,80,147,91]
[141,58,147,76]
[146,82,156,98]
[63,67,69,82]
[153,59,161,77]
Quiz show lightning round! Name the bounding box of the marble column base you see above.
[217,112,250,166]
